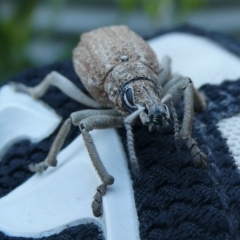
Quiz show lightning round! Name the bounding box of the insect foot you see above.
[29,162,49,173]
[10,82,33,96]
[92,184,107,217]
[186,137,207,169]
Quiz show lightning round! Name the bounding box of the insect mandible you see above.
[11,25,207,217]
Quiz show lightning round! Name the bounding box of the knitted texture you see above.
[0,223,104,240]
[118,78,240,240]
[1,26,240,239]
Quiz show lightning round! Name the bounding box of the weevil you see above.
[11,25,207,217]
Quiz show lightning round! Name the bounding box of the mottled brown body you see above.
[73,25,162,114]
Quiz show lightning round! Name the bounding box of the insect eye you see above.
[125,88,134,106]
[122,85,137,113]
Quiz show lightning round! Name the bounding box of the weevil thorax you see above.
[73,26,163,109]
[73,25,170,131]
[104,60,170,132]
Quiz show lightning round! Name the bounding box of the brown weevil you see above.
[11,25,207,217]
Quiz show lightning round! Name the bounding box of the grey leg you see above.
[157,56,206,112]
[186,137,207,169]
[79,114,124,216]
[92,184,107,217]
[71,109,120,126]
[161,77,194,139]
[10,71,101,108]
[161,77,207,168]
[158,56,172,86]
[29,118,72,172]
[29,109,119,173]
[162,75,206,112]
[193,86,206,112]
[79,107,145,215]
[169,101,181,151]
[161,75,182,97]
[29,108,124,217]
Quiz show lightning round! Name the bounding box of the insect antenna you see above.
[124,106,145,176]
[125,122,140,176]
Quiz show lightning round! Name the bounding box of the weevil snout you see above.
[147,104,170,132]
[121,80,170,132]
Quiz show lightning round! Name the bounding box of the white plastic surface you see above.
[217,113,240,165]
[0,131,139,239]
[0,32,240,240]
[0,87,139,239]
[0,86,61,155]
[149,33,240,87]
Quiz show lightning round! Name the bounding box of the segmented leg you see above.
[29,118,72,172]
[161,74,206,113]
[157,56,206,114]
[158,56,172,86]
[161,77,207,168]
[92,184,107,217]
[10,71,101,108]
[192,86,206,112]
[29,109,119,173]
[28,108,123,216]
[79,114,123,216]
[161,77,194,138]
[161,75,183,97]
[186,137,207,169]
[71,109,120,126]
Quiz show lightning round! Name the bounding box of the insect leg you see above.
[161,77,207,168]
[29,109,119,173]
[186,137,207,169]
[79,114,123,217]
[161,75,182,97]
[192,85,206,112]
[157,56,172,86]
[161,75,206,112]
[169,101,181,151]
[10,71,101,108]
[71,109,120,125]
[29,118,72,172]
[162,77,194,138]
[29,108,123,216]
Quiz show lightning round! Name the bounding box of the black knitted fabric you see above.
[1,26,240,240]
[0,224,104,240]
[118,79,240,240]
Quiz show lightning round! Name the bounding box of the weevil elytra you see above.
[11,25,207,217]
